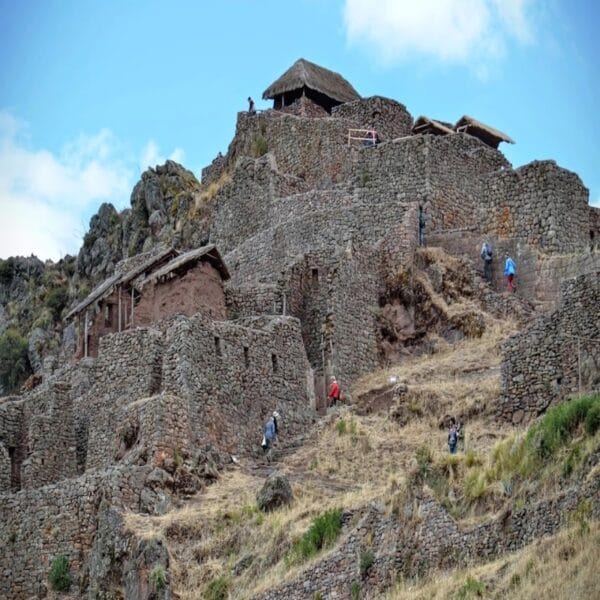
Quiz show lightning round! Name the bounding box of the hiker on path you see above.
[503,255,516,293]
[261,410,280,462]
[448,418,458,454]
[247,96,256,114]
[328,376,341,407]
[480,240,493,284]
[419,205,426,246]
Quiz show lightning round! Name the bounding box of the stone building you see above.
[66,244,229,358]
[262,57,361,115]
[1,59,599,598]
[203,60,599,395]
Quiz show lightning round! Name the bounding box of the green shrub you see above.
[251,133,268,157]
[455,576,485,598]
[584,403,600,436]
[48,555,71,592]
[0,329,32,393]
[44,285,69,320]
[206,575,229,600]
[336,418,347,435]
[314,593,323,600]
[359,549,374,578]
[351,581,361,599]
[0,258,14,284]
[290,508,343,562]
[149,565,167,591]
[526,395,598,461]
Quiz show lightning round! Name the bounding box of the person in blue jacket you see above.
[504,255,516,293]
[261,410,280,462]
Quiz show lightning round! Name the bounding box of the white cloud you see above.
[0,111,188,261]
[139,141,185,172]
[343,0,537,70]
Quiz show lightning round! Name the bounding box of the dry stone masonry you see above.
[1,58,599,598]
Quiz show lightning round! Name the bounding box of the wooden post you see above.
[118,285,122,332]
[84,312,88,359]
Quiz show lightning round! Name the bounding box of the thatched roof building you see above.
[412,116,455,136]
[262,58,360,113]
[455,115,514,149]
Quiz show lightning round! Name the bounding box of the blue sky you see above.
[0,0,598,260]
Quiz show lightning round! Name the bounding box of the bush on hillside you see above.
[0,258,15,284]
[44,285,69,321]
[289,508,343,563]
[0,329,32,393]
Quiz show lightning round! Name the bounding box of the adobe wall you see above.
[499,270,600,424]
[162,313,315,454]
[134,261,227,325]
[0,465,154,599]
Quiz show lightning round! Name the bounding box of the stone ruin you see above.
[0,58,599,598]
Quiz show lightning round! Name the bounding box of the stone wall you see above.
[162,313,315,455]
[81,328,165,470]
[0,465,155,599]
[482,160,590,254]
[225,283,283,318]
[499,270,600,423]
[332,96,414,142]
[21,382,77,488]
[256,476,600,599]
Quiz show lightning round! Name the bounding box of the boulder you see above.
[256,471,293,512]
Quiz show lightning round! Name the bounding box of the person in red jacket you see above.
[328,376,341,406]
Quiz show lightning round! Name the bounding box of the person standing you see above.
[247,96,256,114]
[503,255,516,293]
[261,410,280,462]
[328,376,341,407]
[448,418,458,454]
[480,240,493,284]
[418,205,426,246]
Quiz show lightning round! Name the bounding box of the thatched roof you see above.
[412,116,455,136]
[143,244,230,284]
[455,115,514,147]
[262,58,360,104]
[65,248,179,320]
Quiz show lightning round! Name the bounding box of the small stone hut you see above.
[412,116,455,136]
[455,115,514,149]
[66,245,229,358]
[262,58,361,114]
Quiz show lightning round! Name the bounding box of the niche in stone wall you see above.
[8,446,21,490]
[244,346,250,368]
[215,336,222,357]
[311,268,319,285]
[272,354,279,373]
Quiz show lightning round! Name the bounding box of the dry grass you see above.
[383,522,600,599]
[353,317,516,400]
[195,171,231,210]
[122,305,543,599]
